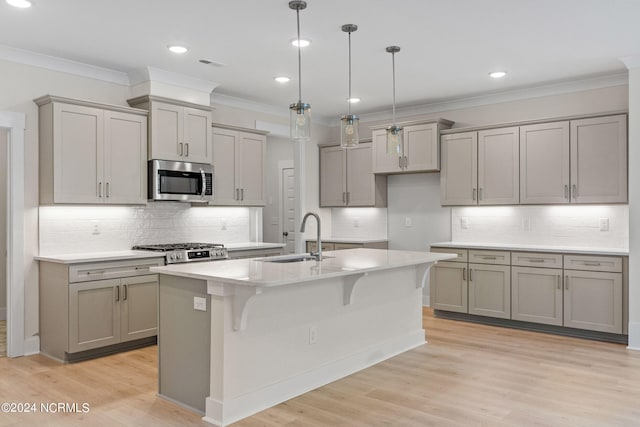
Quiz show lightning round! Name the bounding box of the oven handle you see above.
[200,168,206,199]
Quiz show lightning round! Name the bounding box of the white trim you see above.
[422,294,430,307]
[356,72,629,124]
[278,161,294,254]
[0,111,27,357]
[620,55,640,70]
[628,321,640,350]
[0,44,130,86]
[203,329,425,427]
[128,66,218,93]
[23,336,40,356]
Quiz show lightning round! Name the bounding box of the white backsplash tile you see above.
[451,205,628,249]
[330,208,387,239]
[39,203,253,255]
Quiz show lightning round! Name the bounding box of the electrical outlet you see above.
[404,217,412,227]
[600,218,610,232]
[309,325,317,345]
[353,218,360,228]
[460,217,469,229]
[91,222,100,236]
[221,221,227,231]
[193,297,207,312]
[522,218,531,230]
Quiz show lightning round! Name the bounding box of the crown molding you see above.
[128,66,218,94]
[0,44,130,86]
[620,55,640,70]
[355,72,629,125]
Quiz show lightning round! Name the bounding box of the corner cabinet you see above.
[35,95,148,205]
[39,257,164,362]
[371,119,453,174]
[319,142,387,207]
[212,124,267,206]
[127,95,213,164]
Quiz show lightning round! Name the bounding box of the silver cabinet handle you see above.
[123,284,127,301]
[583,261,601,266]
[482,256,496,260]
[479,188,483,200]
[398,156,402,168]
[473,188,477,201]
[565,275,569,290]
[179,142,184,156]
[564,185,569,199]
[342,192,346,203]
[106,182,110,198]
[87,270,106,275]
[185,143,189,157]
[403,156,408,168]
[572,184,577,198]
[241,188,244,201]
[346,192,350,204]
[463,267,466,281]
[200,168,206,198]
[469,269,473,282]
[556,275,560,290]
[98,182,102,198]
[115,285,120,302]
[235,188,239,200]
[529,258,545,263]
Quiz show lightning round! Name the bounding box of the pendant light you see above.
[289,0,311,141]
[340,24,359,149]
[385,46,402,156]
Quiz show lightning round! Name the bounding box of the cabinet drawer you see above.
[431,247,468,262]
[512,252,563,268]
[563,255,622,273]
[69,258,165,283]
[468,250,510,265]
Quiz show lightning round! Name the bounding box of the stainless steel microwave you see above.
[149,159,213,203]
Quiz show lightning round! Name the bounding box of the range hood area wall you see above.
[39,204,254,255]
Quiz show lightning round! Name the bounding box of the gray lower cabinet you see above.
[431,261,468,313]
[40,258,163,361]
[564,269,622,334]
[306,240,388,253]
[512,266,563,326]
[468,263,511,319]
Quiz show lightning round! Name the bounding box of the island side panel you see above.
[158,274,211,413]
[206,265,425,425]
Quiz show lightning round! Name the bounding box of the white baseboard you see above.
[203,329,426,427]
[628,322,640,351]
[23,336,40,356]
[0,307,6,321]
[422,294,430,307]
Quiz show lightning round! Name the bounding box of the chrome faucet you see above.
[300,212,322,261]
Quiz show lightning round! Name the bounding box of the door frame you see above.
[0,111,26,358]
[278,160,294,253]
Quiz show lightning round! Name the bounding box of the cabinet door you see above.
[511,267,563,326]
[211,127,239,205]
[430,262,468,313]
[346,143,378,206]
[372,129,402,174]
[150,102,182,161]
[183,107,212,163]
[520,121,570,204]
[69,279,120,353]
[53,103,103,203]
[237,132,266,205]
[320,146,347,207]
[564,270,622,333]
[404,123,439,172]
[121,275,158,342]
[570,115,627,203]
[440,132,477,206]
[468,263,510,319]
[103,111,147,204]
[477,127,519,205]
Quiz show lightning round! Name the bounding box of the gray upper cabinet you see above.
[440,131,477,206]
[320,142,387,207]
[477,127,519,205]
[520,121,570,204]
[127,95,213,164]
[36,95,147,205]
[570,115,627,204]
[371,120,453,174]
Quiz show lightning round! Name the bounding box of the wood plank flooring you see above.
[0,320,6,357]
[1,309,639,426]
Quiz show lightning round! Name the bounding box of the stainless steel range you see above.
[132,242,228,264]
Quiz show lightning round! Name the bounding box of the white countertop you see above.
[305,237,388,243]
[150,248,456,288]
[431,241,629,256]
[225,242,286,251]
[35,250,166,264]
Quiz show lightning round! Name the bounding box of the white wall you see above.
[0,128,6,319]
[330,208,387,240]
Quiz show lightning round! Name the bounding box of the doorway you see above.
[281,166,295,254]
[0,128,5,357]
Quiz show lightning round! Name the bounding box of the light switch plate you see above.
[460,217,469,229]
[404,217,412,227]
[194,296,207,312]
[600,218,610,232]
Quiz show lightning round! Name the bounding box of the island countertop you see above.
[150,248,456,288]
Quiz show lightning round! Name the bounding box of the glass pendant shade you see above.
[290,102,311,141]
[386,124,403,155]
[340,114,360,148]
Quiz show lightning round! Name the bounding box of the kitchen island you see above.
[151,248,455,426]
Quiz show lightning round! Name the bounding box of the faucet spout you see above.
[300,212,322,261]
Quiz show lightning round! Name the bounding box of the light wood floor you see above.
[1,309,640,426]
[0,320,6,358]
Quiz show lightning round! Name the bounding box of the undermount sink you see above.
[261,254,333,263]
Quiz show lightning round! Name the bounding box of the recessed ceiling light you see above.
[291,38,311,48]
[168,45,188,54]
[6,0,32,8]
[489,71,507,79]
[275,76,290,83]
[348,97,361,104]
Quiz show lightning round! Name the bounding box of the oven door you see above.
[150,159,213,202]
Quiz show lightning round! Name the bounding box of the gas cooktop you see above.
[132,242,228,264]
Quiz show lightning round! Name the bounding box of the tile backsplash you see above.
[39,203,254,255]
[451,205,628,249]
[331,208,387,239]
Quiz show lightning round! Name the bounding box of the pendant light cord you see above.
[296,8,302,104]
[391,51,396,125]
[348,30,352,115]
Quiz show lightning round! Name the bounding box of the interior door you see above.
[282,167,296,254]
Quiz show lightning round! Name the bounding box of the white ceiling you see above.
[1,0,638,121]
